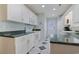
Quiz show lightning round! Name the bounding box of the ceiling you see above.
[26,4,72,18]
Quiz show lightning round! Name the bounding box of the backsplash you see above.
[25,24,34,32]
[0,21,34,32]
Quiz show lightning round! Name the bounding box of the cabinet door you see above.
[29,12,38,25]
[34,32,40,46]
[34,15,38,25]
[26,34,35,51]
[7,4,23,22]
[29,11,34,25]
[29,34,34,49]
[31,13,35,25]
[73,5,79,22]
[0,37,15,54]
[15,34,35,54]
[15,36,28,54]
[15,35,31,54]
[15,36,24,54]
[22,5,29,24]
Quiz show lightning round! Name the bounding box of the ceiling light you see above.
[42,5,45,8]
[53,8,56,11]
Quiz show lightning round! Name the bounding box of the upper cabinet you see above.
[32,13,38,25]
[29,10,38,25]
[7,4,23,22]
[73,5,79,23]
[64,5,79,26]
[0,4,38,25]
[28,7,38,25]
[22,5,30,24]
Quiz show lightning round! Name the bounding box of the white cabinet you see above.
[30,13,37,25]
[0,4,38,25]
[0,35,34,54]
[28,9,38,25]
[73,5,79,23]
[25,33,35,52]
[29,11,34,25]
[15,35,28,54]
[0,33,37,54]
[7,4,23,22]
[33,15,38,25]
[70,5,79,29]
[15,33,35,54]
[32,14,38,25]
[22,5,29,24]
[34,32,40,46]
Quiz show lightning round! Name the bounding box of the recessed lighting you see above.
[53,8,56,11]
[42,5,45,8]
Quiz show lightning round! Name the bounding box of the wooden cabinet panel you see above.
[0,4,7,21]
[0,37,15,54]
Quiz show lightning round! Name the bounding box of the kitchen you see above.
[0,4,42,54]
[0,4,51,54]
[0,4,79,54]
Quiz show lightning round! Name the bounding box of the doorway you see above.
[46,18,57,42]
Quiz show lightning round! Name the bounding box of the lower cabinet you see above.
[15,33,35,54]
[15,35,28,54]
[0,33,36,54]
[34,32,41,46]
[0,37,15,54]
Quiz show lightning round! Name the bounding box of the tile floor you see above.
[28,39,50,54]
